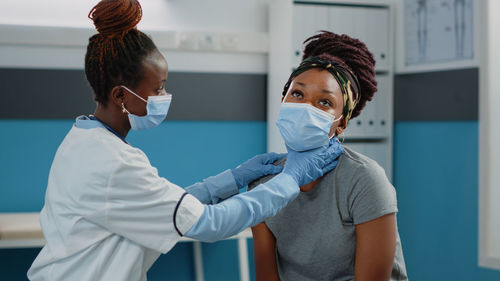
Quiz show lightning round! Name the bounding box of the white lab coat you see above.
[27,123,204,281]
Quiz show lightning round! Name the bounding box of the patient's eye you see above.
[291,91,303,99]
[319,99,333,107]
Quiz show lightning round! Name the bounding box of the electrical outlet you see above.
[220,34,238,50]
[198,33,217,51]
[176,32,198,50]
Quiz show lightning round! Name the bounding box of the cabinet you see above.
[292,4,390,71]
[344,74,391,138]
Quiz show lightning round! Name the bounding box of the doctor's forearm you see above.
[184,173,299,242]
[185,170,238,204]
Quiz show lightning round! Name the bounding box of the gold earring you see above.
[121,103,126,113]
[336,129,345,143]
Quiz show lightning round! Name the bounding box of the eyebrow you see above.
[296,82,335,95]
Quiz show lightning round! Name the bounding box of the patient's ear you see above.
[335,127,343,136]
[334,119,347,136]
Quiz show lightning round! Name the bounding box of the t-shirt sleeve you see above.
[348,163,398,225]
[85,148,204,254]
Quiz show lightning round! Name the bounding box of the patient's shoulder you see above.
[335,146,386,179]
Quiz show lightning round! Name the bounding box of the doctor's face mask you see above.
[121,85,172,130]
[276,68,345,152]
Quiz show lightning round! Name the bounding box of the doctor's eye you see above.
[157,86,166,95]
[157,82,167,94]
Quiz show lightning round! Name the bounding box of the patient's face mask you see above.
[276,102,342,152]
[121,85,172,131]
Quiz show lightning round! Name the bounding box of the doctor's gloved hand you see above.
[231,152,286,189]
[283,138,344,187]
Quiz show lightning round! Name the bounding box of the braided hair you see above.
[85,0,159,106]
[283,31,377,126]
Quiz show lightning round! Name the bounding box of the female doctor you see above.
[27,1,344,280]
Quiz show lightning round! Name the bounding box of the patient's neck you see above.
[300,178,321,192]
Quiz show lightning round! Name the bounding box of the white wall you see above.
[0,0,268,32]
[479,0,500,269]
[0,0,270,73]
[479,0,500,271]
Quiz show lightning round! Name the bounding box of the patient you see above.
[250,31,408,281]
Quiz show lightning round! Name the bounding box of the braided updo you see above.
[85,0,158,106]
[299,31,377,120]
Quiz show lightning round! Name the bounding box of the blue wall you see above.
[2,120,500,280]
[394,121,500,281]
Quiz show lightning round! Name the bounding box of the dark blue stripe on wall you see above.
[167,72,266,121]
[0,68,266,121]
[0,68,95,119]
[394,68,478,121]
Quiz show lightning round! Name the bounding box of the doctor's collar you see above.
[75,115,129,144]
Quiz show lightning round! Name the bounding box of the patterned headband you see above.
[283,57,361,125]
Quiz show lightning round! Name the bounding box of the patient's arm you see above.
[252,223,281,281]
[354,213,397,281]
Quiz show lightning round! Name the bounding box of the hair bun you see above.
[88,0,142,39]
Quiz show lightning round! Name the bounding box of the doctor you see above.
[27,0,344,280]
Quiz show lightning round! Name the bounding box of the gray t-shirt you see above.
[249,147,408,281]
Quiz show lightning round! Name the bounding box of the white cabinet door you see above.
[327,6,390,71]
[361,74,391,137]
[292,4,329,67]
[363,142,389,175]
[372,74,391,137]
[344,74,391,138]
[344,111,365,138]
[343,142,391,179]
[292,4,390,71]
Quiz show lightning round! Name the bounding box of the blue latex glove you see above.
[185,173,298,242]
[231,152,286,189]
[185,170,238,205]
[283,138,344,186]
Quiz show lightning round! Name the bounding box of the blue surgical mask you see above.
[121,85,172,131]
[276,102,342,152]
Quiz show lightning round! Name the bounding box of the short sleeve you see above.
[86,148,204,254]
[348,163,398,225]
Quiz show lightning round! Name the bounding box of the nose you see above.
[159,88,168,96]
[303,100,314,106]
